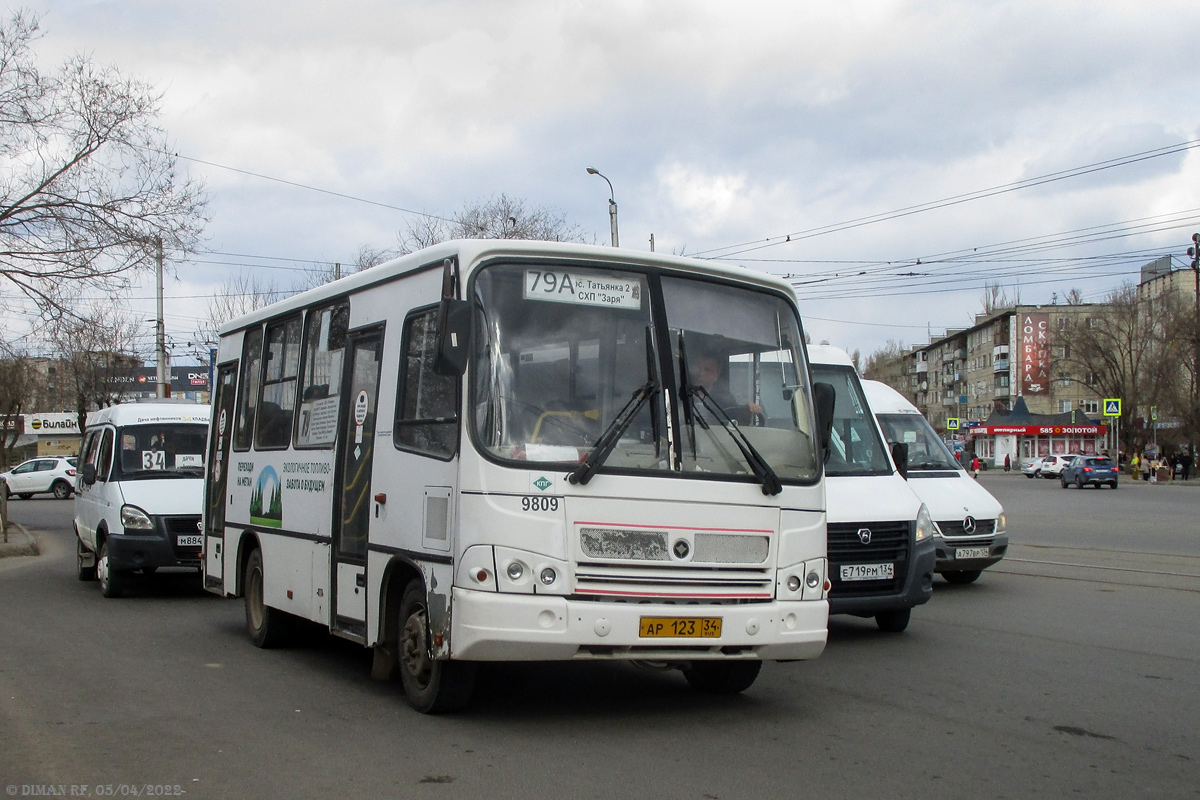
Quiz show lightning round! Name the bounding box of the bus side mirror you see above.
[890,441,909,480]
[81,463,97,485]
[813,382,835,464]
[433,257,471,376]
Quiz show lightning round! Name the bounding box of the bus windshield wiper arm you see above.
[689,386,783,496]
[568,382,659,486]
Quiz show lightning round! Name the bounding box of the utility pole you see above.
[155,236,169,398]
[1188,233,1200,457]
[586,167,619,247]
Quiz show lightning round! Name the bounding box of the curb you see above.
[0,521,40,558]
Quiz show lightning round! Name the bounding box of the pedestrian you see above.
[1181,451,1193,481]
[1131,452,1140,481]
[971,455,980,479]
[1004,454,1011,473]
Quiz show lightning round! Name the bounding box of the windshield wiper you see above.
[688,386,783,496]
[568,382,659,486]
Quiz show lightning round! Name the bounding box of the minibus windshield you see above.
[470,262,819,483]
[876,413,962,472]
[115,423,208,479]
[808,364,891,477]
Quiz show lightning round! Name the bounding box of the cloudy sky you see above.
[15,0,1200,363]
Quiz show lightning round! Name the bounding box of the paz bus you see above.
[203,240,835,712]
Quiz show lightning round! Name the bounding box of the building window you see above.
[1083,400,1100,414]
[1057,373,1071,387]
[1058,400,1073,413]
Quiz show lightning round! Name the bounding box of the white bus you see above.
[203,240,834,712]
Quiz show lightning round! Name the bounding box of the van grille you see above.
[827,520,910,598]
[937,519,997,538]
[165,515,202,561]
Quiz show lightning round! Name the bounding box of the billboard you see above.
[1019,312,1050,395]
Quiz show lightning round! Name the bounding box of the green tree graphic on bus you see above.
[250,465,283,528]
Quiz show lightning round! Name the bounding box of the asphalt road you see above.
[1,475,1197,799]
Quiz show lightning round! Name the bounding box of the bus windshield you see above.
[876,413,962,472]
[808,364,891,477]
[470,262,819,483]
[116,423,208,478]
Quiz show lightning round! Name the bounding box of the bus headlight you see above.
[120,505,154,531]
[506,562,525,581]
[539,567,557,586]
[915,504,934,542]
[995,511,1006,535]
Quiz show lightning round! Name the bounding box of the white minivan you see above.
[808,346,935,632]
[862,380,1007,584]
[74,401,211,597]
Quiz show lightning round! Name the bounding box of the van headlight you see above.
[995,511,1006,535]
[915,503,934,542]
[120,505,155,531]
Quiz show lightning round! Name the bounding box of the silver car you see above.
[1,456,79,500]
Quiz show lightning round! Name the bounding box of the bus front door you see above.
[331,329,383,639]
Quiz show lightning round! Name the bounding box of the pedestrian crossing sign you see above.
[946,417,960,430]
[1103,398,1121,417]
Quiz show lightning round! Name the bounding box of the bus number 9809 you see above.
[521,496,560,512]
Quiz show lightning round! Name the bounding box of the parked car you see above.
[1061,455,1119,489]
[1,456,78,500]
[1020,458,1043,478]
[1033,454,1079,479]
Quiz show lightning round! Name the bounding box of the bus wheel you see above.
[875,608,911,632]
[944,570,982,585]
[244,548,289,648]
[683,660,762,694]
[398,582,475,713]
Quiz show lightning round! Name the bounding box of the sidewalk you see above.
[0,520,40,558]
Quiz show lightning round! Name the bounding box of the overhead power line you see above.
[696,138,1200,259]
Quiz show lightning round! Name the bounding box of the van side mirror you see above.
[81,463,97,485]
[813,382,835,464]
[433,257,472,376]
[890,441,909,480]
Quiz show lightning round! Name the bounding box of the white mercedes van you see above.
[862,380,1008,584]
[808,346,935,632]
[74,401,211,597]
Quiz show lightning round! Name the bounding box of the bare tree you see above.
[0,347,36,469]
[395,194,587,254]
[862,339,908,392]
[979,282,1017,316]
[1053,283,1175,454]
[1063,287,1086,305]
[0,10,208,316]
[48,302,146,433]
[293,245,398,293]
[188,273,285,363]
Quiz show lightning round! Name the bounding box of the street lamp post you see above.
[586,166,619,247]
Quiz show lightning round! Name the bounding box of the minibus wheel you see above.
[682,660,762,694]
[244,548,289,648]
[398,582,475,713]
[97,540,126,598]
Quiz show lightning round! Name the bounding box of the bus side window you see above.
[256,314,303,450]
[97,429,115,481]
[295,301,349,448]
[394,306,458,460]
[233,326,264,451]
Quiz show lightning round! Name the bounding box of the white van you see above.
[862,380,1008,584]
[74,401,211,597]
[807,346,935,632]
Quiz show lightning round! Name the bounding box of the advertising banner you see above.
[1019,312,1050,395]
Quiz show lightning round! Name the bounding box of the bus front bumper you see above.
[449,587,828,662]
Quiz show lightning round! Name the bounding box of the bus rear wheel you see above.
[398,582,475,713]
[244,548,289,648]
[683,660,762,694]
